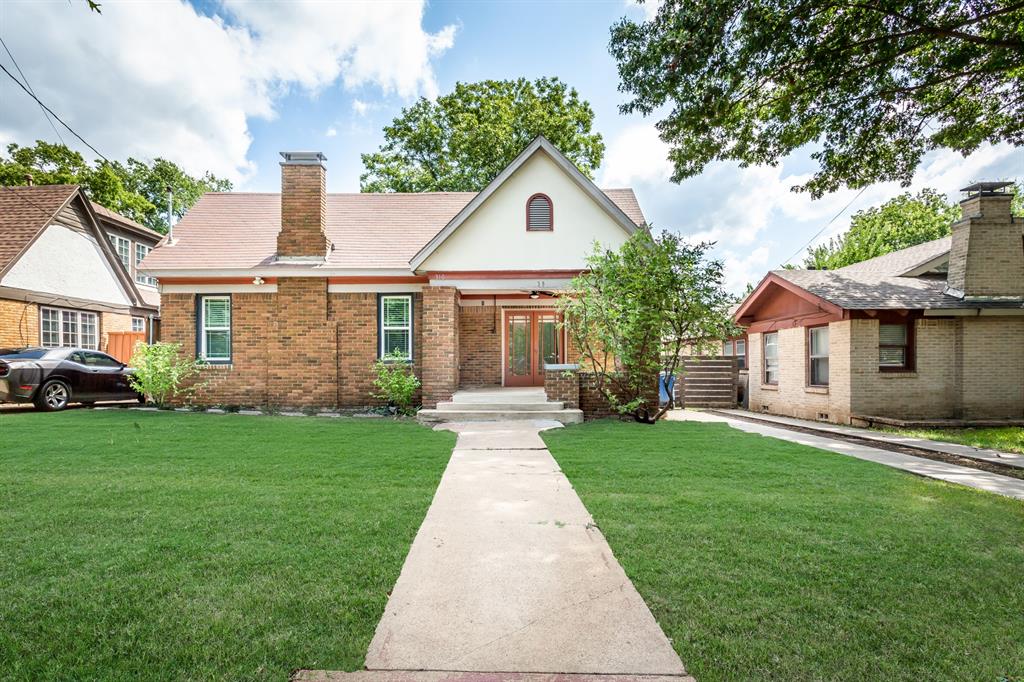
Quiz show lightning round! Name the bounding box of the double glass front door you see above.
[505,310,562,386]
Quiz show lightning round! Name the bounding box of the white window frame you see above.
[807,326,829,387]
[131,316,145,333]
[108,234,131,271]
[134,243,156,286]
[41,307,98,349]
[199,295,231,363]
[379,294,413,361]
[735,339,747,370]
[763,332,779,385]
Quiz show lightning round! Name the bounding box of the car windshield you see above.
[0,348,48,360]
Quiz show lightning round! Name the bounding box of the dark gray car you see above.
[0,347,142,411]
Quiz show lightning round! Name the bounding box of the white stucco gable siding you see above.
[418,151,633,272]
[0,222,132,306]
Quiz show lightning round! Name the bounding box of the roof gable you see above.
[0,187,149,308]
[0,185,78,276]
[409,136,643,271]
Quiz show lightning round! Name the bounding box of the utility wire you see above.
[0,61,109,163]
[0,35,66,146]
[780,185,869,267]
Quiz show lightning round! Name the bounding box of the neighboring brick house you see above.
[140,137,646,409]
[0,185,161,355]
[735,182,1023,424]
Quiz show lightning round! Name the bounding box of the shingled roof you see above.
[0,185,78,274]
[142,189,646,271]
[772,236,1022,310]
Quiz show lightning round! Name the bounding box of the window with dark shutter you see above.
[526,194,553,231]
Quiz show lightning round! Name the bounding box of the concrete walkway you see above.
[714,408,1024,469]
[670,410,1024,500]
[363,421,690,678]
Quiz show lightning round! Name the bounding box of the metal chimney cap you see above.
[960,181,1014,196]
[280,151,327,166]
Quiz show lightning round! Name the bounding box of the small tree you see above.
[127,342,204,407]
[560,231,737,423]
[372,351,421,416]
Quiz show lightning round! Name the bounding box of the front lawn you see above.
[544,420,1024,682]
[0,410,455,681]
[877,425,1024,455]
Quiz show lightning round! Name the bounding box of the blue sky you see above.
[1,0,1020,291]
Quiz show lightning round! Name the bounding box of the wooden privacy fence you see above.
[106,331,146,364]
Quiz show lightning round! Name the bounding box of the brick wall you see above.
[578,371,659,420]
[544,367,579,408]
[459,304,502,386]
[747,316,1024,424]
[960,316,1024,418]
[268,278,336,408]
[161,292,275,406]
[0,298,38,347]
[278,161,329,258]
[421,286,459,407]
[849,318,958,419]
[947,194,1023,298]
[747,322,853,423]
[329,291,423,407]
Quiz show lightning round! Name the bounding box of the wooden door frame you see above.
[501,308,565,387]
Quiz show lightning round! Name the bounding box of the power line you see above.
[0,61,109,163]
[0,35,66,146]
[780,185,869,267]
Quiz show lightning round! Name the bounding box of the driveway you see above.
[363,421,690,678]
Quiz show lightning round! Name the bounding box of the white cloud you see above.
[325,126,338,138]
[352,99,370,116]
[624,0,662,21]
[601,122,1021,291]
[0,0,455,182]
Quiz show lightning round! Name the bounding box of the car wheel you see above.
[34,380,71,412]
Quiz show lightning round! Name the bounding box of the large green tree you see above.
[560,231,737,423]
[610,1,1024,197]
[360,77,604,192]
[0,141,231,233]
[804,188,961,269]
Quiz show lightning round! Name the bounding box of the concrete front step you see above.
[418,408,584,424]
[436,401,564,412]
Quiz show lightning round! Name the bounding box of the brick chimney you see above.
[945,182,1023,300]
[277,151,330,261]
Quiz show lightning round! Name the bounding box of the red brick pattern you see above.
[421,286,459,407]
[459,304,502,386]
[544,368,579,409]
[268,278,336,408]
[278,162,329,258]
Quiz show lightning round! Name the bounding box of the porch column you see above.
[421,286,460,408]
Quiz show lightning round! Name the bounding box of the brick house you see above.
[140,137,646,410]
[0,185,161,356]
[734,182,1023,424]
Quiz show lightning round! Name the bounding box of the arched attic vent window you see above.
[526,193,553,231]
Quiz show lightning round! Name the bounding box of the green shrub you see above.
[372,351,421,415]
[127,342,205,407]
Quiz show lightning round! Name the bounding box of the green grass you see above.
[0,410,455,681]
[543,420,1024,682]
[877,425,1024,455]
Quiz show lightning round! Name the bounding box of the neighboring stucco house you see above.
[140,137,646,409]
[735,182,1023,424]
[0,185,161,354]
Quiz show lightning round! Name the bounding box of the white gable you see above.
[0,222,132,306]
[417,151,633,272]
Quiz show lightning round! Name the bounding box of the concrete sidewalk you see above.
[362,421,689,678]
[670,410,1024,500]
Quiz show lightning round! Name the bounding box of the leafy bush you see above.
[127,342,204,407]
[372,351,421,415]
